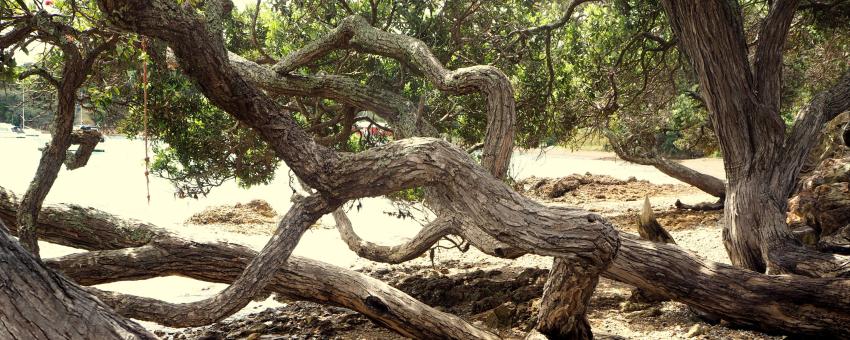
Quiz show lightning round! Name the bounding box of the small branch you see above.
[333,209,454,264]
[249,0,276,64]
[0,18,35,49]
[465,142,484,153]
[353,115,393,133]
[18,67,59,88]
[507,0,598,38]
[674,198,724,211]
[227,52,435,137]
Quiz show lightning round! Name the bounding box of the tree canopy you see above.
[2,0,850,339]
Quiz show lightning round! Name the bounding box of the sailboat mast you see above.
[21,84,25,129]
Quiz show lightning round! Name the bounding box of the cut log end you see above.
[638,196,675,244]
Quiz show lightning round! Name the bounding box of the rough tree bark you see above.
[535,258,597,339]
[0,0,832,338]
[0,221,155,340]
[94,2,619,338]
[0,187,498,339]
[4,187,849,337]
[329,198,850,336]
[88,0,850,336]
[271,15,605,338]
[661,0,850,275]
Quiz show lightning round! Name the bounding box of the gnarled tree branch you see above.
[272,15,515,178]
[605,130,726,198]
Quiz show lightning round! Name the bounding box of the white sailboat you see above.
[0,123,25,138]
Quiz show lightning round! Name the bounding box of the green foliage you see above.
[386,187,425,203]
[119,68,278,197]
[6,0,850,197]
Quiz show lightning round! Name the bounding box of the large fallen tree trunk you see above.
[330,193,850,336]
[0,188,496,339]
[0,221,155,340]
[4,187,850,337]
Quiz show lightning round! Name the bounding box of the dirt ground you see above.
[169,173,785,340]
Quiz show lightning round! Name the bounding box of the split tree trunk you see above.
[661,0,850,275]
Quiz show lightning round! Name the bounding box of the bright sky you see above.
[13,46,41,65]
[9,0,257,65]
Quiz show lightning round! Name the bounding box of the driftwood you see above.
[675,199,724,211]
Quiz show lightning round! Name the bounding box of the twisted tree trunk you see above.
[1,0,845,339]
[661,0,850,275]
[92,1,618,337]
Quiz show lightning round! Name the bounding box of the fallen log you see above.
[674,199,724,211]
[5,184,850,336]
[331,194,850,336]
[0,187,496,339]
